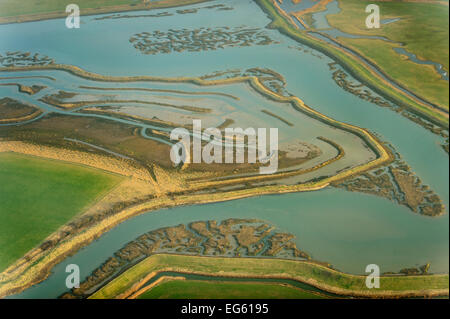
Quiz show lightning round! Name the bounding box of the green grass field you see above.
[0,152,122,272]
[0,0,209,18]
[90,254,449,299]
[327,0,449,109]
[138,279,326,299]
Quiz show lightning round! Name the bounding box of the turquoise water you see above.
[1,0,448,298]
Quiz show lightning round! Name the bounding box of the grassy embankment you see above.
[326,0,449,111]
[0,0,211,24]
[0,97,42,123]
[91,254,449,299]
[137,278,326,299]
[0,152,122,272]
[256,0,448,127]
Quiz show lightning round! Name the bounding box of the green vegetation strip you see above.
[138,279,325,299]
[0,152,122,272]
[91,254,449,299]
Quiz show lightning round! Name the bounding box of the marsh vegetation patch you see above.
[129,26,280,55]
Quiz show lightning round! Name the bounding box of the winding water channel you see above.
[1,0,448,298]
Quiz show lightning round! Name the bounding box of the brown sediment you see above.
[91,254,449,300]
[0,140,185,297]
[78,85,240,101]
[0,75,55,81]
[328,62,449,151]
[0,175,369,298]
[126,276,185,300]
[0,62,392,170]
[401,111,448,139]
[442,140,449,154]
[126,275,329,300]
[0,97,42,123]
[328,62,393,108]
[308,30,449,121]
[199,69,241,80]
[0,51,54,67]
[94,11,173,21]
[76,3,231,22]
[200,67,290,96]
[0,110,42,124]
[260,0,448,129]
[2,110,305,175]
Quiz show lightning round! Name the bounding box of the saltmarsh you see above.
[0,152,122,272]
[326,0,449,109]
[90,254,449,299]
[137,279,326,299]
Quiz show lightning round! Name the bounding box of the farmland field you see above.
[0,152,122,271]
